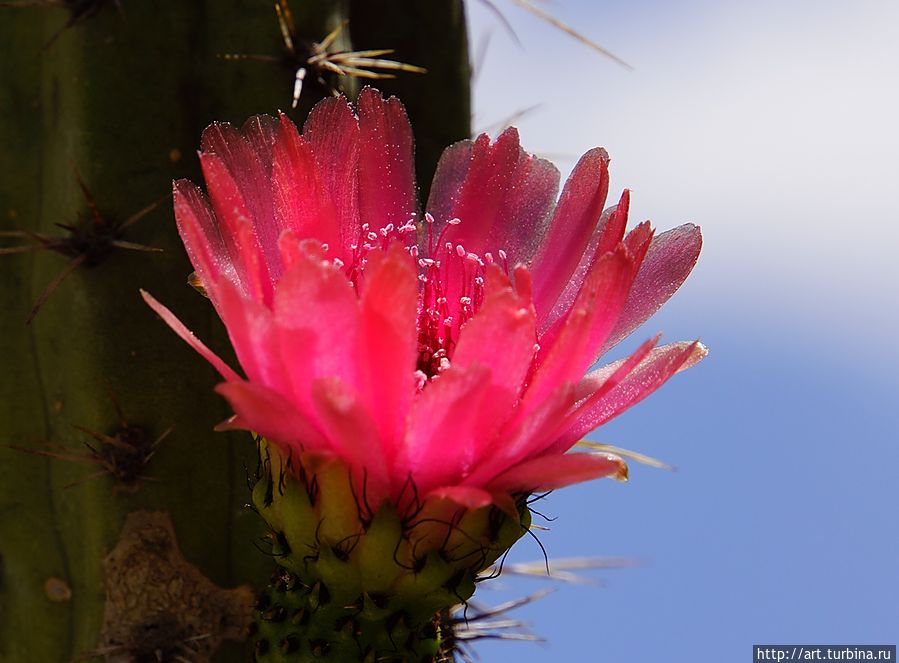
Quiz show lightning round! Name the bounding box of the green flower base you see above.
[250,444,529,661]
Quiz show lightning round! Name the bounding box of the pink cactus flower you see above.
[143,88,705,515]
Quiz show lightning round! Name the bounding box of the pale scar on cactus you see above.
[248,443,530,662]
[76,511,254,663]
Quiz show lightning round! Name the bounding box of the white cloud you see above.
[469,0,899,333]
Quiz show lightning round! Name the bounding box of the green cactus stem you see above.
[0,1,471,661]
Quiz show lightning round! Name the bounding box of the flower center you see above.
[341,214,510,384]
[416,213,508,380]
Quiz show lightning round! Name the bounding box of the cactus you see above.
[249,445,528,662]
[0,1,470,661]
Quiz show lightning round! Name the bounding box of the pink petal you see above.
[359,243,419,461]
[540,334,661,457]
[173,180,235,306]
[601,223,702,353]
[452,276,536,405]
[241,115,278,174]
[526,246,637,407]
[427,128,560,264]
[558,340,708,447]
[200,118,280,273]
[199,152,273,304]
[276,229,305,274]
[215,381,328,453]
[573,334,660,402]
[623,219,654,266]
[426,139,473,224]
[357,88,417,231]
[309,378,388,501]
[539,190,630,333]
[530,147,611,319]
[302,96,361,240]
[271,113,347,263]
[596,189,631,257]
[215,278,292,397]
[425,486,494,510]
[141,289,240,382]
[489,453,628,493]
[464,382,574,488]
[274,243,361,391]
[399,364,496,492]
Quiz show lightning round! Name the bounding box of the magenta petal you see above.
[215,278,292,397]
[309,378,388,501]
[199,152,274,304]
[271,114,347,263]
[526,247,636,408]
[173,179,237,306]
[530,148,610,320]
[400,364,495,492]
[573,334,660,402]
[359,244,419,461]
[357,88,417,231]
[216,381,328,452]
[427,128,560,264]
[425,486,494,510]
[200,119,280,273]
[601,223,702,353]
[426,139,473,225]
[559,341,708,446]
[241,115,278,175]
[539,191,630,333]
[303,96,361,238]
[141,290,240,382]
[490,453,627,493]
[274,244,361,390]
[452,282,536,404]
[464,382,574,488]
[540,334,661,457]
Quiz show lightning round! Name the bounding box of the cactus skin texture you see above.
[250,445,528,662]
[0,1,470,661]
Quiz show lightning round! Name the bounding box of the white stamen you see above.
[413,369,428,391]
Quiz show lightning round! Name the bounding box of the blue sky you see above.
[465,1,899,660]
